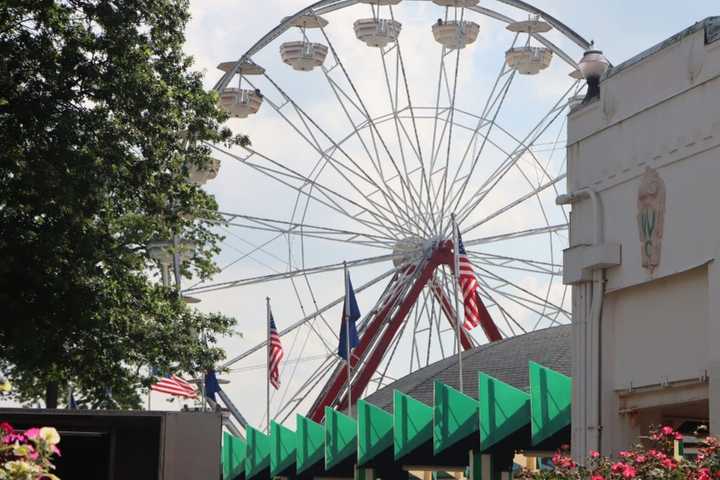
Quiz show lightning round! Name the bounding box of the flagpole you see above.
[452,213,464,394]
[344,262,353,416]
[266,296,271,434]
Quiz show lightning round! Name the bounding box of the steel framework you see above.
[186,0,591,429]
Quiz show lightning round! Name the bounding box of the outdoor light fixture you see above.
[578,49,609,104]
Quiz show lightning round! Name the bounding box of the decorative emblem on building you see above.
[637,167,666,272]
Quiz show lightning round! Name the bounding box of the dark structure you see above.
[0,409,222,479]
[366,325,572,410]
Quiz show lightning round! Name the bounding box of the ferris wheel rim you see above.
[212,0,594,94]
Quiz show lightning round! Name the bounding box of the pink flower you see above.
[0,422,12,434]
[590,450,601,458]
[622,465,637,478]
[24,427,39,440]
[661,426,675,436]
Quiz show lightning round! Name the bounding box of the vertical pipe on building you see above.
[559,188,606,457]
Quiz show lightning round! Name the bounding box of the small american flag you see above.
[268,312,284,390]
[150,374,198,398]
[456,227,501,340]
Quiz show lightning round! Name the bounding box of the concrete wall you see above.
[566,18,720,457]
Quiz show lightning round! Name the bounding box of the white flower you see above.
[39,427,60,446]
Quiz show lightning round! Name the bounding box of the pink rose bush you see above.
[517,426,720,480]
[1,422,61,479]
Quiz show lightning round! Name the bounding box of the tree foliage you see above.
[0,0,243,408]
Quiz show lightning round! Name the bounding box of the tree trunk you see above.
[45,381,59,409]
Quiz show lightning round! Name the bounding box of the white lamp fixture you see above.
[578,49,609,103]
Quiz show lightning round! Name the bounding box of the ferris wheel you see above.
[187,0,595,427]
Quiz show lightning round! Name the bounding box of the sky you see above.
[5,0,719,426]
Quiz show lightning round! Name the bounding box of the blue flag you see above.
[204,369,221,402]
[338,270,361,361]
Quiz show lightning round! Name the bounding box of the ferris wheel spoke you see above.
[211,143,403,239]
[480,281,567,329]
[474,283,525,337]
[319,66,412,230]
[441,46,519,224]
[184,253,399,296]
[454,34,517,175]
[387,5,432,219]
[460,173,567,236]
[243,75,415,235]
[218,212,396,249]
[454,81,581,229]
[310,10,433,236]
[216,266,398,370]
[463,223,568,248]
[377,44,426,221]
[466,251,562,276]
[475,265,570,317]
[275,354,340,424]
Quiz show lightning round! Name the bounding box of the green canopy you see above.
[529,361,572,446]
[324,407,357,470]
[222,431,245,480]
[357,399,394,466]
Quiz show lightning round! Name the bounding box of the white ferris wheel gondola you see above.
[354,18,402,48]
[432,20,480,50]
[217,88,263,118]
[215,61,264,118]
[280,41,329,71]
[505,46,553,75]
[432,0,480,7]
[504,16,553,75]
[358,0,402,4]
[279,14,329,72]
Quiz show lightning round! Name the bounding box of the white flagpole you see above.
[344,262,353,416]
[452,213,464,394]
[266,296,271,434]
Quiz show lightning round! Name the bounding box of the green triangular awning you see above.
[245,426,270,479]
[222,431,246,480]
[393,390,433,461]
[478,372,530,451]
[529,362,572,446]
[296,415,324,474]
[357,399,394,466]
[270,421,296,477]
[324,407,357,470]
[433,381,479,455]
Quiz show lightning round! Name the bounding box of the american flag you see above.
[268,312,284,390]
[455,227,501,340]
[150,374,198,398]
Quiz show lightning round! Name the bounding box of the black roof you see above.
[365,325,571,411]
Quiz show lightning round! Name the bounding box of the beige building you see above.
[565,17,720,458]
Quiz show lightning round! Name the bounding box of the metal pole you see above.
[266,296,271,433]
[451,214,464,394]
[344,262,353,416]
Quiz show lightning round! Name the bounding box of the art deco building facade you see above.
[566,17,720,457]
